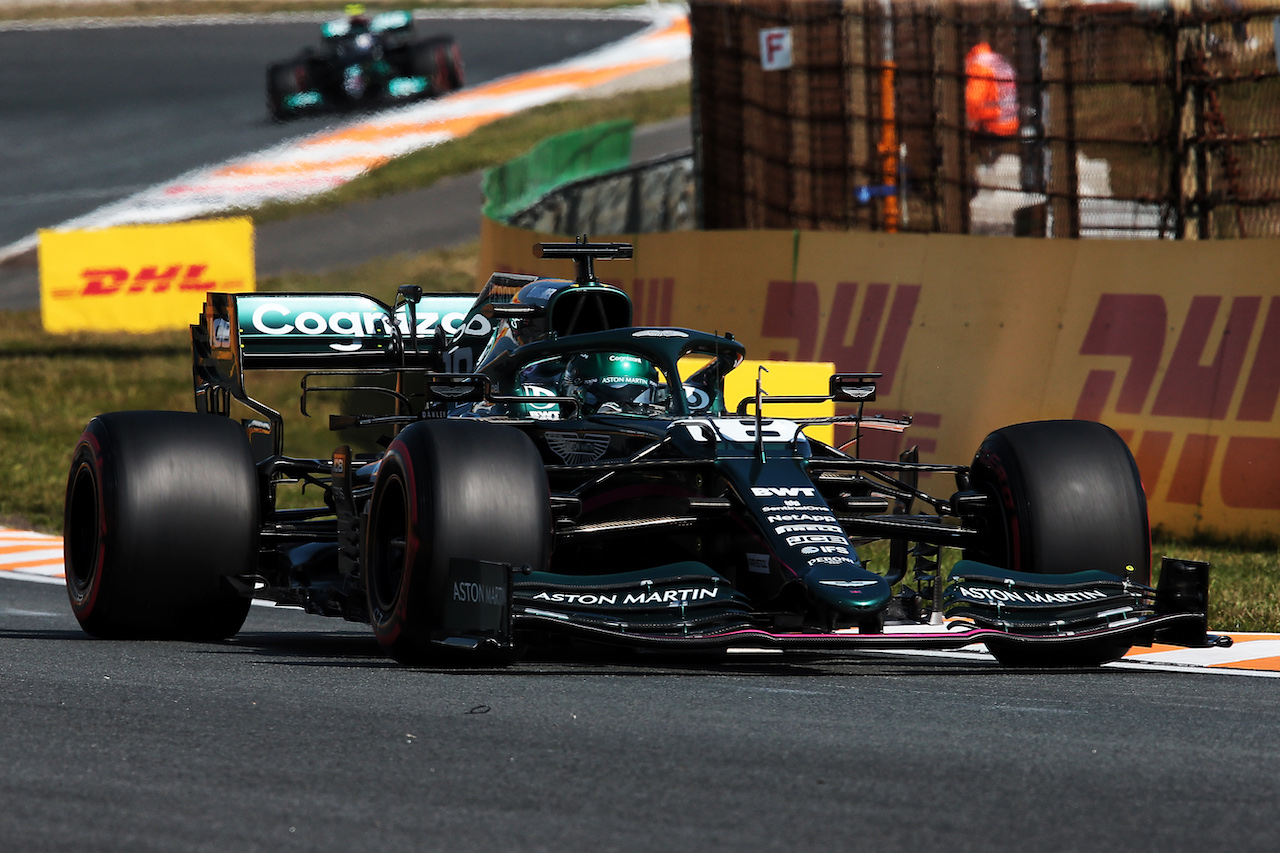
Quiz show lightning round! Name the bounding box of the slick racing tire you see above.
[363,420,550,665]
[443,39,464,89]
[412,36,461,96]
[266,59,311,121]
[968,420,1150,581]
[64,411,257,641]
[966,419,1150,667]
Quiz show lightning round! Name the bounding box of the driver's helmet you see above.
[511,359,563,422]
[562,352,668,416]
[345,3,369,26]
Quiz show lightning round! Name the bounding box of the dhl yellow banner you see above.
[727,360,836,447]
[39,218,255,333]
[481,217,1280,539]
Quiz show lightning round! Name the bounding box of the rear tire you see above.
[444,40,464,90]
[412,36,460,96]
[363,420,550,665]
[266,59,310,120]
[966,420,1150,666]
[64,411,257,640]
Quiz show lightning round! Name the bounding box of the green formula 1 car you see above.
[63,241,1224,668]
[266,8,462,120]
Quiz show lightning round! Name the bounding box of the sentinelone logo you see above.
[1074,293,1280,511]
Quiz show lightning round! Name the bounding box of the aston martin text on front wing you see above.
[529,587,723,606]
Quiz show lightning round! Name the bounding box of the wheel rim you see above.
[368,471,410,621]
[65,460,101,603]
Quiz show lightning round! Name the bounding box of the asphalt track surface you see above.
[3,577,1279,852]
[0,14,645,247]
[0,12,661,306]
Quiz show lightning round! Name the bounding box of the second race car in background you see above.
[266,6,463,120]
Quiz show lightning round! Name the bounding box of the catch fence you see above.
[691,0,1280,237]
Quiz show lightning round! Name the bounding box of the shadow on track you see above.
[4,616,1136,679]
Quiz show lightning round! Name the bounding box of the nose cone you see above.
[802,564,892,616]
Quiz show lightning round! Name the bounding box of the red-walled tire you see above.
[412,36,460,95]
[967,419,1150,582]
[445,40,464,90]
[966,420,1151,667]
[363,419,549,665]
[64,411,257,640]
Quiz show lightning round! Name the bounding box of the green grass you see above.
[249,83,691,225]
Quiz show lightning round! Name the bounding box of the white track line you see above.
[0,528,65,584]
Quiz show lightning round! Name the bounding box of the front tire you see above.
[966,420,1150,666]
[64,411,257,640]
[363,420,550,665]
[968,419,1150,582]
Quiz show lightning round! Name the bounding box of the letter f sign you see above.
[760,28,792,71]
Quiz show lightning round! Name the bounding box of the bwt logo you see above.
[51,265,233,299]
[1075,293,1280,510]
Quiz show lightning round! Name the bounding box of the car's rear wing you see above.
[321,10,412,39]
[192,291,477,447]
[194,291,476,369]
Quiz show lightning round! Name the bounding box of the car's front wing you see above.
[508,610,1219,657]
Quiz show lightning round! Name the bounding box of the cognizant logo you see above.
[247,300,469,352]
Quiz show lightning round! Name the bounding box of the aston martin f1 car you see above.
[266,8,463,120]
[63,241,1223,668]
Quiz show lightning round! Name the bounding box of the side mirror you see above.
[829,373,879,403]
